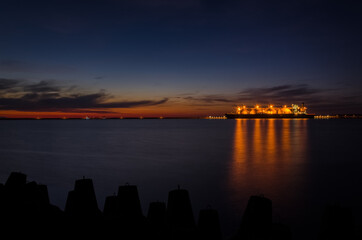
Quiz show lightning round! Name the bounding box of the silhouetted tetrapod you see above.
[64,177,102,238]
[166,186,196,240]
[148,201,166,226]
[236,195,273,240]
[117,184,143,220]
[115,183,146,239]
[1,172,64,239]
[147,201,167,239]
[5,172,26,190]
[197,207,221,240]
[103,195,117,218]
[65,177,101,217]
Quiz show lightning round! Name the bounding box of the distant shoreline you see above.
[1,114,362,120]
[0,117,205,120]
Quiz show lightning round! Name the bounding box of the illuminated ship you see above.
[225,103,315,119]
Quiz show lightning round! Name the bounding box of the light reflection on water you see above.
[228,119,311,238]
[230,119,308,195]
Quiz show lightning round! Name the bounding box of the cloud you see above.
[98,98,169,108]
[236,84,320,104]
[0,78,168,113]
[23,80,61,93]
[0,78,23,90]
[0,60,76,74]
[63,109,118,114]
[183,94,234,104]
[180,85,320,105]
[0,79,64,96]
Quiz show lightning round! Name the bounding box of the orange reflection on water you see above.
[229,119,308,200]
[280,119,291,162]
[265,119,277,164]
[253,119,262,164]
[230,119,248,187]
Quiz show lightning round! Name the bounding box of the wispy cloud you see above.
[23,80,61,93]
[236,84,320,104]
[0,78,23,90]
[182,94,234,104]
[0,78,168,113]
[180,84,321,105]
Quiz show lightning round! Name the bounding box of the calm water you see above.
[0,119,361,239]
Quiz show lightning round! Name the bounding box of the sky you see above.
[1,0,362,117]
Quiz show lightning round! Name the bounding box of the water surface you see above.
[0,119,361,239]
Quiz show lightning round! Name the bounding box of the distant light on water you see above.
[207,116,227,119]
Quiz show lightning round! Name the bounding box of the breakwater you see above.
[0,172,358,239]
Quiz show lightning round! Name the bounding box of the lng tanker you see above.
[225,103,315,119]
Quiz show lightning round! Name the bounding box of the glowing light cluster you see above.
[234,104,308,115]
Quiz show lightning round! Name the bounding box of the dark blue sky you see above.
[1,0,362,116]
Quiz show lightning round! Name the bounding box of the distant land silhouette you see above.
[0,116,205,120]
[1,113,362,120]
[0,172,360,239]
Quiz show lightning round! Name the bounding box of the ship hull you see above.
[225,113,315,119]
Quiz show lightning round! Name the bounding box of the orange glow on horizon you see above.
[0,104,229,118]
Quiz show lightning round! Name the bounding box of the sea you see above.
[0,118,361,239]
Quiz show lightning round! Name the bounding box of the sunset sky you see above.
[1,0,362,117]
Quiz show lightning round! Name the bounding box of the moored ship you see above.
[225,103,315,119]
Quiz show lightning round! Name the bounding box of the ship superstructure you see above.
[225,103,315,119]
